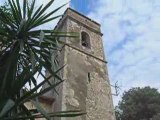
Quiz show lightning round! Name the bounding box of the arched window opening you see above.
[81,32,90,48]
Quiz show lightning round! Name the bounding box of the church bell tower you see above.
[50,8,116,120]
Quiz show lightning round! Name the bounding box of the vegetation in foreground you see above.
[0,0,84,119]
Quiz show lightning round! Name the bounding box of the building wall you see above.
[38,8,116,120]
[58,9,115,120]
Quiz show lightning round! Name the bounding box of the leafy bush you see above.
[115,87,160,120]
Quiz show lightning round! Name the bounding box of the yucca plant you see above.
[0,0,84,119]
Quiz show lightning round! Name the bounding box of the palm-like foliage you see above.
[0,2,10,29]
[0,0,83,119]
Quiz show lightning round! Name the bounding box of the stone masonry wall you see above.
[61,46,115,120]
[59,9,116,120]
[40,8,116,120]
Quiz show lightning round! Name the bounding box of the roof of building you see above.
[54,8,101,30]
[39,96,55,105]
[67,8,100,25]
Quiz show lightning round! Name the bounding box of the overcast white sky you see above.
[1,0,160,106]
[87,0,160,105]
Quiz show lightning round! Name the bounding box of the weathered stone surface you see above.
[56,8,116,120]
[31,8,116,120]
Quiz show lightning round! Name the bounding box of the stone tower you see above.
[48,8,116,120]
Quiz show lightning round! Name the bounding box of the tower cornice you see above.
[54,8,103,36]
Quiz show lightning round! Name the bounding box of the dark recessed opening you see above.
[88,73,91,83]
[81,32,90,48]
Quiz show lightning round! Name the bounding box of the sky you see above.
[1,0,160,106]
[71,0,160,105]
[91,0,160,105]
